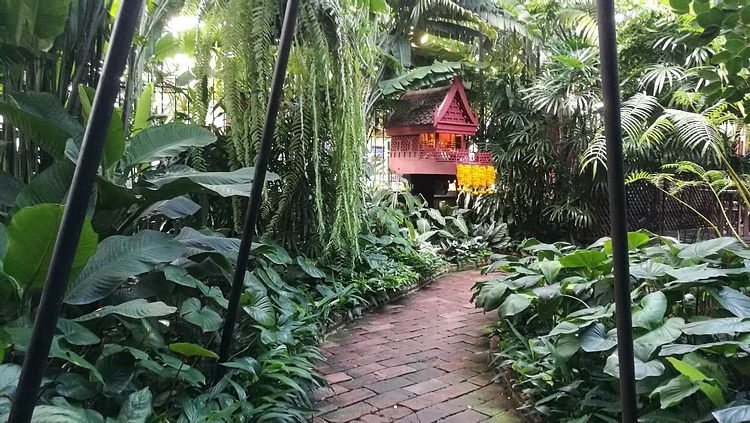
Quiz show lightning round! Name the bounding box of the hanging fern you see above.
[189,0,380,253]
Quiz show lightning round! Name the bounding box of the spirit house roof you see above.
[386,77,478,137]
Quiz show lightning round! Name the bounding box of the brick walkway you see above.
[313,271,522,423]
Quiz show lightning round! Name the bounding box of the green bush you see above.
[472,233,750,423]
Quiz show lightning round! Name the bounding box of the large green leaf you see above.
[378,61,482,96]
[635,317,684,358]
[580,323,617,352]
[538,260,563,283]
[241,290,276,327]
[659,341,746,356]
[169,342,218,359]
[651,376,701,409]
[57,318,100,346]
[668,357,724,407]
[121,123,216,168]
[604,354,665,380]
[296,256,326,279]
[4,204,98,289]
[133,83,154,135]
[138,197,200,220]
[707,287,750,318]
[140,165,276,199]
[497,293,534,318]
[0,92,83,159]
[604,232,650,254]
[713,405,750,423]
[558,250,608,269]
[9,404,103,423]
[180,298,222,332]
[11,160,75,214]
[173,227,244,261]
[476,282,510,311]
[555,334,580,359]
[682,317,750,335]
[65,230,186,305]
[632,291,668,330]
[97,351,135,396]
[0,364,21,397]
[677,237,737,260]
[0,0,74,50]
[117,388,152,423]
[77,85,126,170]
[49,345,103,383]
[74,299,177,321]
[665,264,728,284]
[0,170,23,207]
[630,261,671,280]
[604,342,665,380]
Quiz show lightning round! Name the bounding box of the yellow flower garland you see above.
[456,164,495,195]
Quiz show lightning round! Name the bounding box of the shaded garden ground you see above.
[313,272,522,423]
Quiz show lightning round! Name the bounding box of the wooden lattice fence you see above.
[584,182,720,241]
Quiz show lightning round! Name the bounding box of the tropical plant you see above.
[473,233,750,423]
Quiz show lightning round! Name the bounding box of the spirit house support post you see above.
[595,0,638,422]
[7,1,142,422]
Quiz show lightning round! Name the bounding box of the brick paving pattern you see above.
[313,271,522,423]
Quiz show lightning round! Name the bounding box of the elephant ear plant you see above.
[0,88,338,422]
[0,87,277,237]
[472,232,750,423]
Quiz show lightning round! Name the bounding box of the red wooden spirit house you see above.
[386,77,493,205]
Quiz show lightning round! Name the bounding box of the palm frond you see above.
[638,64,686,96]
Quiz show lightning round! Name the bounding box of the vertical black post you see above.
[595,1,638,422]
[7,2,141,423]
[217,0,301,368]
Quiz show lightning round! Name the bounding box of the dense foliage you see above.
[473,233,750,423]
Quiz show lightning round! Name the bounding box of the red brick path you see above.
[313,271,522,423]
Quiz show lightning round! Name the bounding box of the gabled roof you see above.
[386,77,478,136]
[387,85,452,127]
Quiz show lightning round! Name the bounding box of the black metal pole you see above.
[595,1,638,422]
[7,2,141,423]
[217,0,301,369]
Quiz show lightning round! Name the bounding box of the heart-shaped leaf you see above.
[580,323,617,352]
[180,298,222,332]
[97,351,135,396]
[497,293,533,318]
[677,237,737,260]
[296,256,326,279]
[632,291,668,330]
